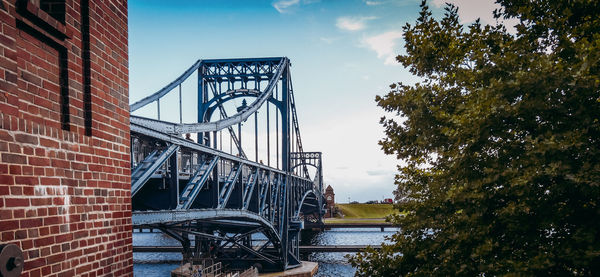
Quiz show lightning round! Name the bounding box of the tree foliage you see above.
[349,0,600,275]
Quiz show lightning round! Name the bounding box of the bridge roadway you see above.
[133,245,383,253]
[135,222,395,232]
[304,222,394,231]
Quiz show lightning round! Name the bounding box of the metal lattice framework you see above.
[129,57,323,271]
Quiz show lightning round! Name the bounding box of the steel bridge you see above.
[129,57,324,272]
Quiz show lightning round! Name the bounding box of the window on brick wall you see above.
[39,0,66,23]
[33,0,66,23]
[16,0,70,130]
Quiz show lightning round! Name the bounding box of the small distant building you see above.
[383,198,393,204]
[324,185,335,218]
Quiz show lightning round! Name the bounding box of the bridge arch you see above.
[291,162,318,171]
[203,89,284,122]
[133,209,282,241]
[133,208,285,266]
[295,190,321,218]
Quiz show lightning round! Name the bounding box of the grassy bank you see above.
[323,203,397,223]
[335,203,397,219]
[323,218,389,223]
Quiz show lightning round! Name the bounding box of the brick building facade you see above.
[324,185,334,218]
[0,0,131,276]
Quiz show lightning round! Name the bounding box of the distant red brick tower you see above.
[0,0,131,276]
[324,185,335,218]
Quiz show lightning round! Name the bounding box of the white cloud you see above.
[432,0,518,31]
[272,0,320,13]
[362,30,403,65]
[320,37,339,44]
[272,0,300,13]
[365,0,385,5]
[336,16,377,31]
[365,0,421,7]
[366,169,394,176]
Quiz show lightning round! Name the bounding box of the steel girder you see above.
[131,144,179,197]
[178,156,220,210]
[131,124,321,271]
[129,60,202,112]
[290,151,324,215]
[132,209,283,267]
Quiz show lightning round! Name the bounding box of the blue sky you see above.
[128,0,505,202]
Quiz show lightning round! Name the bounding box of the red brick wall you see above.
[0,0,132,276]
[324,187,334,218]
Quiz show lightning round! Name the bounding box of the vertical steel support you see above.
[238,123,242,156]
[255,81,260,163]
[213,131,217,150]
[276,174,288,268]
[255,170,261,212]
[276,86,279,170]
[319,161,323,193]
[238,164,244,208]
[169,153,178,209]
[255,112,258,163]
[211,156,219,208]
[281,59,292,268]
[283,175,290,268]
[267,102,270,166]
[281,62,290,173]
[291,126,294,171]
[179,84,182,124]
[157,99,161,120]
[197,63,208,145]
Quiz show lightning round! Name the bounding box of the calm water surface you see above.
[133,228,398,277]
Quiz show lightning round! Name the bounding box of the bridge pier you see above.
[259,261,318,277]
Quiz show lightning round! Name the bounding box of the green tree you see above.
[349,0,600,275]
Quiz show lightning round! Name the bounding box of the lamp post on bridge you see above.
[236,100,248,157]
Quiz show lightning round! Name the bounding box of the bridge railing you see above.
[130,123,316,212]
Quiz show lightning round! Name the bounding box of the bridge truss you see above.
[129,57,324,271]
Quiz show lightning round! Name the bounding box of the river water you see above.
[133,227,398,276]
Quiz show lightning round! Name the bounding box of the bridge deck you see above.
[305,223,393,228]
[133,245,382,253]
